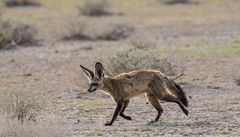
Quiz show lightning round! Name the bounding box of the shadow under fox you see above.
[80,62,189,126]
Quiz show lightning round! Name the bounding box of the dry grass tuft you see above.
[0,113,67,137]
[105,48,177,76]
[78,0,110,16]
[0,18,40,49]
[0,89,43,122]
[4,0,41,7]
[0,88,67,137]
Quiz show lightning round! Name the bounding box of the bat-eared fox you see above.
[80,62,188,126]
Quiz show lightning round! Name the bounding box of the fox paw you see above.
[104,122,113,126]
[123,116,132,120]
[147,120,157,125]
[120,114,132,120]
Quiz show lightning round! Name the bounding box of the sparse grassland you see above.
[0,0,240,136]
[179,44,240,58]
[150,43,240,59]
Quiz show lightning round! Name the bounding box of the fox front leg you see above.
[120,100,132,120]
[105,101,123,126]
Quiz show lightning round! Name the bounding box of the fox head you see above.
[80,62,105,92]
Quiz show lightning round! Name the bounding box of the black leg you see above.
[120,100,132,120]
[105,101,123,126]
[177,102,189,116]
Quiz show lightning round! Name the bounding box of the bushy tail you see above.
[164,77,188,107]
[173,82,188,107]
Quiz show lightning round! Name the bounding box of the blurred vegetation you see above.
[4,0,41,7]
[78,0,109,16]
[164,0,191,5]
[63,21,134,41]
[0,17,40,49]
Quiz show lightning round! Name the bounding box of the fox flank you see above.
[80,62,189,126]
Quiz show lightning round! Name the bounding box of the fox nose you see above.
[87,87,96,92]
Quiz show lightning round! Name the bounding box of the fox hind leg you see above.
[161,96,189,116]
[177,101,189,116]
[161,95,189,116]
[162,96,189,116]
[148,75,189,116]
[146,93,163,123]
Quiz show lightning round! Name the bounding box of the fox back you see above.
[102,70,165,99]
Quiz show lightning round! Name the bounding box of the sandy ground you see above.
[0,0,240,136]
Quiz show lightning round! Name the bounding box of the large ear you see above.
[95,62,104,78]
[80,65,94,81]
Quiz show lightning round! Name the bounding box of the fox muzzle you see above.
[87,86,97,92]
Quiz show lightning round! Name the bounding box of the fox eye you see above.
[91,83,98,86]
